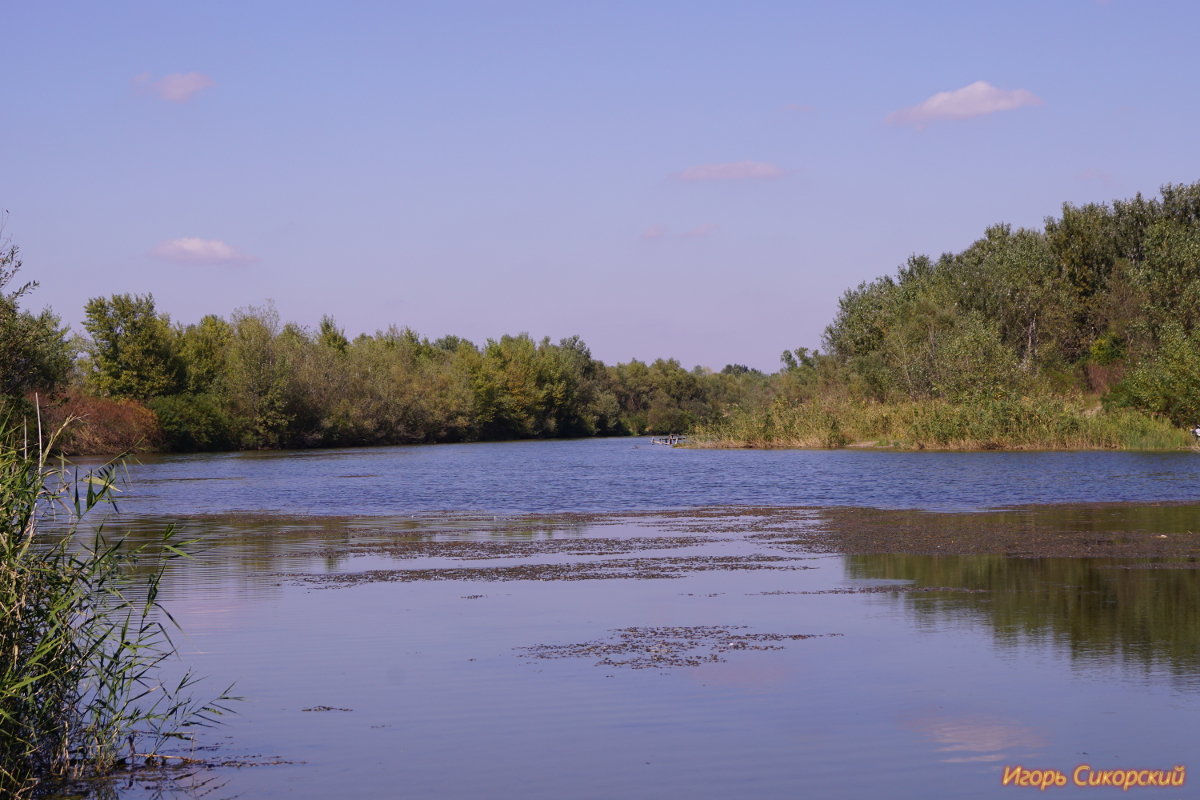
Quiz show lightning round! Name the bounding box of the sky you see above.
[4,0,1200,372]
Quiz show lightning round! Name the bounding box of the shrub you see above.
[40,391,162,455]
[1108,323,1200,426]
[148,394,236,452]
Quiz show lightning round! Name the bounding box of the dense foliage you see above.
[47,295,762,452]
[821,182,1200,419]
[695,181,1200,448]
[0,242,70,414]
[5,182,1200,452]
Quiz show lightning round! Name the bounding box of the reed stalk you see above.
[0,414,234,797]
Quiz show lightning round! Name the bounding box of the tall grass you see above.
[0,417,233,797]
[689,395,1191,451]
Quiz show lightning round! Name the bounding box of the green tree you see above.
[944,224,1068,371]
[472,334,547,438]
[177,314,233,394]
[1109,323,1200,425]
[82,294,181,399]
[0,242,71,402]
[539,335,610,437]
[1131,218,1200,338]
[222,306,295,448]
[316,315,349,352]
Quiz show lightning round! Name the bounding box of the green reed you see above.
[0,417,234,797]
[689,395,1191,451]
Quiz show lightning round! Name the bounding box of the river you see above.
[73,438,1200,799]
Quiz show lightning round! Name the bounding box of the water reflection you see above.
[902,715,1047,764]
[79,503,1200,693]
[75,512,597,598]
[845,554,1200,686]
[41,497,1200,800]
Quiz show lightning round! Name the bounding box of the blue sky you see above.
[4,1,1199,371]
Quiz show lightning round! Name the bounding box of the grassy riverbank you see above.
[688,395,1190,451]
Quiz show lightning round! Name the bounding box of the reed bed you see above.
[0,420,233,797]
[689,396,1190,451]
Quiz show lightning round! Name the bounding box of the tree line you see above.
[1,244,768,451]
[692,181,1200,449]
[819,180,1200,418]
[5,180,1200,453]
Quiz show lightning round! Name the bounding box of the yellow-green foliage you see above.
[690,395,1189,451]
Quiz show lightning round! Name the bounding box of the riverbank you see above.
[686,396,1191,451]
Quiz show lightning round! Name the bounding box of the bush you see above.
[1108,323,1200,426]
[40,391,162,455]
[148,394,236,452]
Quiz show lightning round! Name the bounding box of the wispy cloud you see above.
[641,225,669,241]
[887,81,1042,127]
[134,72,216,103]
[681,223,718,238]
[675,161,785,182]
[150,237,255,265]
[785,103,815,113]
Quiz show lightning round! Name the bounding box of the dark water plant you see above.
[0,417,233,797]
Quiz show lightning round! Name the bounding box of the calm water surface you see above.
[76,440,1200,799]
[94,437,1200,514]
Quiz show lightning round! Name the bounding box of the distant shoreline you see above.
[686,396,1192,452]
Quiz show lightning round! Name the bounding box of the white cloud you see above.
[887,81,1042,127]
[641,225,669,241]
[676,161,785,182]
[134,72,215,103]
[150,237,255,265]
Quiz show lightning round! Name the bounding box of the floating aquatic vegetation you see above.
[516,626,840,670]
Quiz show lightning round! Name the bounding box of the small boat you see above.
[651,434,686,446]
